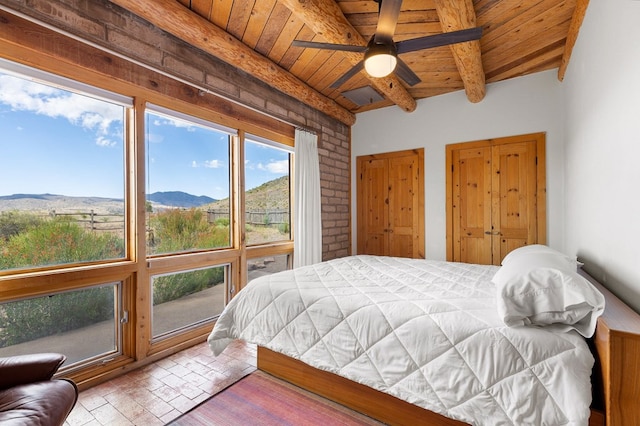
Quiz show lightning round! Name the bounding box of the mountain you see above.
[0,193,57,201]
[204,176,289,211]
[147,191,216,208]
[0,180,288,213]
[0,192,215,213]
[0,193,125,202]
[0,194,125,214]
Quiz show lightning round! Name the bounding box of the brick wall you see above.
[0,0,351,259]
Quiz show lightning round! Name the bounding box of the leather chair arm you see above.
[0,353,66,390]
[0,379,78,424]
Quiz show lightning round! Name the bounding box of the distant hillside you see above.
[147,191,215,208]
[0,193,59,201]
[0,193,125,214]
[0,193,121,202]
[205,176,289,211]
[0,191,215,213]
[0,180,284,214]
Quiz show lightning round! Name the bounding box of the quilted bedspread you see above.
[208,255,594,425]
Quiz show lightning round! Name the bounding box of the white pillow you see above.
[493,251,605,337]
[501,244,577,266]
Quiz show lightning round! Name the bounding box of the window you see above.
[244,137,292,245]
[0,56,294,385]
[151,265,228,339]
[145,106,233,256]
[247,254,290,282]
[0,62,130,272]
[0,283,122,367]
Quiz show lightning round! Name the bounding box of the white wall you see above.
[352,70,565,260]
[563,0,640,312]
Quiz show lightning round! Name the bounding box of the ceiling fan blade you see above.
[396,27,483,54]
[292,40,366,53]
[330,62,365,89]
[395,59,421,87]
[374,0,403,43]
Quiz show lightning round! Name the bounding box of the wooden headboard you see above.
[580,269,640,426]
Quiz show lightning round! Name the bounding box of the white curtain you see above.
[293,128,322,268]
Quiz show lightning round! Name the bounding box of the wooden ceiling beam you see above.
[279,0,417,113]
[433,0,486,103]
[107,0,356,126]
[558,0,590,81]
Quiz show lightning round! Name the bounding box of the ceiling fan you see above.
[292,0,482,89]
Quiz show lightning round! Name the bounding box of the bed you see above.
[208,249,640,425]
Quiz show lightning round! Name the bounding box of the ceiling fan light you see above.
[364,41,397,78]
[364,53,397,78]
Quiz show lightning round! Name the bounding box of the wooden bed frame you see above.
[257,269,640,426]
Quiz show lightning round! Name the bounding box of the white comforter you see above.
[208,255,594,425]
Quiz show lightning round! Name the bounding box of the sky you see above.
[0,69,290,200]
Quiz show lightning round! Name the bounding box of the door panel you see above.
[358,158,388,256]
[452,147,492,264]
[388,155,422,258]
[492,141,538,263]
[357,149,424,258]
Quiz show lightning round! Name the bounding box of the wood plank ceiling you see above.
[110,0,587,126]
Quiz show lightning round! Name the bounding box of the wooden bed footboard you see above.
[257,269,640,426]
[581,270,640,426]
[257,346,463,426]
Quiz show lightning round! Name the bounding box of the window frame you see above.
[0,60,134,276]
[143,104,236,257]
[243,135,294,247]
[149,263,231,341]
[0,42,295,387]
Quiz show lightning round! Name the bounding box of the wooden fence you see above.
[207,209,289,226]
[49,210,125,233]
[48,208,289,234]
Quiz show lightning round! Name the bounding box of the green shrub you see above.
[0,217,124,270]
[215,217,229,227]
[278,222,290,234]
[0,286,114,347]
[0,211,43,241]
[153,267,224,305]
[149,208,229,254]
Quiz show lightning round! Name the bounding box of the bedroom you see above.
[0,0,638,424]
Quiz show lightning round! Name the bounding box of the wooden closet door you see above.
[446,133,546,265]
[357,149,424,258]
[388,154,424,258]
[451,146,492,265]
[357,157,389,256]
[491,140,538,263]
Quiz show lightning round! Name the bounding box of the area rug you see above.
[170,370,383,425]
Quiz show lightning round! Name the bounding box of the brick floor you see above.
[64,340,256,425]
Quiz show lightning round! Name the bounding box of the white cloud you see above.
[258,160,289,174]
[147,133,164,144]
[96,136,117,147]
[0,73,122,144]
[191,159,224,169]
[153,117,196,131]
